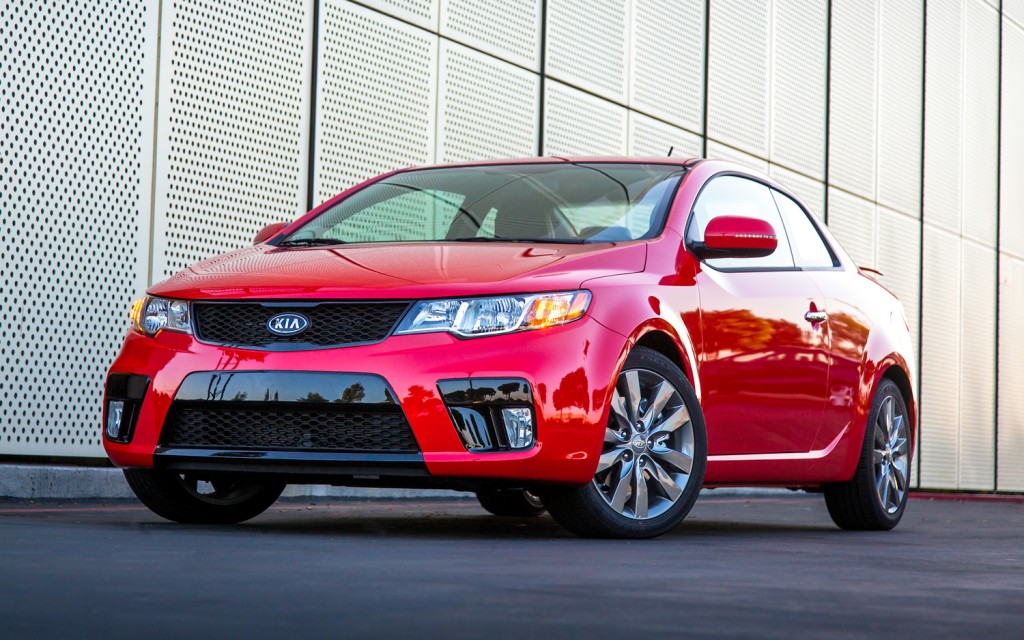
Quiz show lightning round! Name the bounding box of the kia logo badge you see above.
[267,312,310,337]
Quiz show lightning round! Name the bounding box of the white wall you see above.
[0,0,1019,493]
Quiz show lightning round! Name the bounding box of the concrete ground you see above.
[0,492,1020,639]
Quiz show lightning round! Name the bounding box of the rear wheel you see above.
[475,489,546,517]
[124,468,285,524]
[824,378,911,530]
[539,347,707,539]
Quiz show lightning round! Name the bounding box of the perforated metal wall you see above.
[962,0,1000,247]
[877,0,923,216]
[546,0,629,102]
[150,0,313,280]
[707,0,770,157]
[829,0,878,200]
[437,41,538,163]
[920,225,962,488]
[826,188,876,269]
[543,81,627,156]
[1003,18,1024,260]
[0,0,157,456]
[312,0,436,204]
[628,113,702,160]
[361,0,438,30]
[923,0,963,235]
[998,255,1024,491]
[706,141,770,174]
[630,0,704,133]
[959,241,996,490]
[441,0,540,70]
[876,207,921,344]
[771,0,827,179]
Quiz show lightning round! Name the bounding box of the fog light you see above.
[501,407,534,450]
[106,401,125,440]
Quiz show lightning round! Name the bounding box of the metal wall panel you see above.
[0,0,157,456]
[877,207,922,346]
[543,81,627,156]
[437,41,539,163]
[151,0,313,280]
[769,165,826,220]
[958,241,996,490]
[1007,0,1024,26]
[312,1,436,204]
[630,0,704,133]
[627,112,703,159]
[361,0,439,30]
[546,0,629,102]
[440,0,540,70]
[771,0,827,179]
[922,0,963,235]
[919,224,962,488]
[707,0,770,157]
[998,255,1024,491]
[962,0,1000,247]
[877,0,923,216]
[705,142,770,174]
[826,188,876,269]
[1002,19,1024,260]
[828,0,878,200]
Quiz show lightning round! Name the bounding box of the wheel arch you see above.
[625,322,700,401]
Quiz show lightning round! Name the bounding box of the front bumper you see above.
[103,316,626,486]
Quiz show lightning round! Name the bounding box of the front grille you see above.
[192,302,409,349]
[162,405,420,453]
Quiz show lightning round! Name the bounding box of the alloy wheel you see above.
[873,395,909,515]
[594,368,695,520]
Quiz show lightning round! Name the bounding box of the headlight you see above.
[130,296,192,336]
[395,291,590,338]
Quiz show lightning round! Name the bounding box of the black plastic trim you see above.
[104,374,151,444]
[153,448,429,478]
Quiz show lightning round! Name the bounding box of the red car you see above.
[104,158,916,538]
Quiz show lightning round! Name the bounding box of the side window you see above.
[687,176,795,269]
[771,190,836,268]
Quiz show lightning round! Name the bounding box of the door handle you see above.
[804,311,828,324]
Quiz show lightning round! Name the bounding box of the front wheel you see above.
[539,347,707,539]
[124,468,285,524]
[824,378,911,530]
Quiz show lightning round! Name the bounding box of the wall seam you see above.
[146,0,164,286]
[994,0,1003,492]
[305,0,320,211]
[702,0,711,157]
[824,0,832,224]
[915,0,927,489]
[538,0,547,155]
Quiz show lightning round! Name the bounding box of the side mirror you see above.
[253,222,289,245]
[690,215,778,260]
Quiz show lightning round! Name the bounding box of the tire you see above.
[824,378,911,531]
[475,489,546,517]
[124,468,285,524]
[538,347,707,539]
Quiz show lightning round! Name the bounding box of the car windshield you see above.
[281,163,686,245]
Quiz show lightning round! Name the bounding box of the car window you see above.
[284,163,685,245]
[687,175,795,269]
[771,190,836,268]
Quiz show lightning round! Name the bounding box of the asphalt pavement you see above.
[0,492,1021,639]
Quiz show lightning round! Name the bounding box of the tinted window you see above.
[771,190,836,268]
[284,163,685,245]
[687,176,795,269]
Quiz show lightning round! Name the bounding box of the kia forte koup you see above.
[104,158,916,538]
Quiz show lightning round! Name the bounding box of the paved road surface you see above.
[0,492,1021,639]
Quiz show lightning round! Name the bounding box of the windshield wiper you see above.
[449,237,584,244]
[278,238,347,247]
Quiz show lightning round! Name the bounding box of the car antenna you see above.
[667,146,674,157]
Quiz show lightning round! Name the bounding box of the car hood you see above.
[148,241,647,300]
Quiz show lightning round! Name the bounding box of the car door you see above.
[771,189,869,453]
[688,176,830,456]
